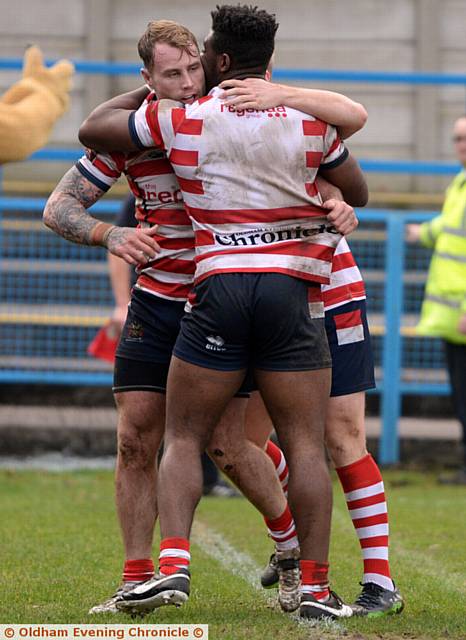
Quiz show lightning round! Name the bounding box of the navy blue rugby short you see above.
[173,273,332,373]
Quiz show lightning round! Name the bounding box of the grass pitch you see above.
[0,469,464,639]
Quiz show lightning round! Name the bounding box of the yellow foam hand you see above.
[0,46,74,163]
[22,45,74,109]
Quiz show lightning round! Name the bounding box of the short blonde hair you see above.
[138,20,199,70]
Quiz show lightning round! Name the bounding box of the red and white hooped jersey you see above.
[322,237,366,311]
[131,87,349,286]
[76,128,195,301]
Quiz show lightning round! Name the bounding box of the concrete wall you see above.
[1,0,465,193]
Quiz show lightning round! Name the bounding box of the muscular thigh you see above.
[164,356,246,450]
[255,368,331,457]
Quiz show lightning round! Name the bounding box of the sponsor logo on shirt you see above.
[220,104,288,119]
[139,187,183,204]
[215,224,338,247]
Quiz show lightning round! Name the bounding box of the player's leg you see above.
[207,395,300,612]
[89,364,166,615]
[117,358,245,613]
[207,397,284,518]
[245,391,289,495]
[243,392,291,590]
[252,275,352,620]
[160,358,246,537]
[114,381,164,562]
[325,299,403,617]
[116,275,250,613]
[90,291,183,614]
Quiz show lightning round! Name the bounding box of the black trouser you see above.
[444,340,466,468]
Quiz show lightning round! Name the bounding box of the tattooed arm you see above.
[43,166,160,265]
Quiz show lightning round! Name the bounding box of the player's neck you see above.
[220,71,266,82]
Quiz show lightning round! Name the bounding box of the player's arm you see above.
[108,252,132,325]
[43,166,160,264]
[319,152,368,207]
[219,78,367,139]
[79,86,150,151]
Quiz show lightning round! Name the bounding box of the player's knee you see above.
[117,426,159,470]
[326,414,367,465]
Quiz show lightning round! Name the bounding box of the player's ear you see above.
[219,53,231,73]
[141,67,153,88]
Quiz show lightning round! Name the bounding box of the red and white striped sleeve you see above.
[321,124,348,169]
[76,149,123,192]
[129,98,183,151]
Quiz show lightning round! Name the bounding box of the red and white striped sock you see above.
[336,453,394,591]
[264,505,299,551]
[122,558,155,583]
[300,560,330,602]
[158,537,190,577]
[265,440,289,496]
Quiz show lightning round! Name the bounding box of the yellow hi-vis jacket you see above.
[417,170,466,344]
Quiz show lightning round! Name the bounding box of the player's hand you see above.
[112,305,129,328]
[106,225,160,266]
[458,313,466,335]
[218,78,285,111]
[405,224,422,243]
[322,199,358,235]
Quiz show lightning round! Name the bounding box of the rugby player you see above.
[44,17,363,616]
[80,5,371,620]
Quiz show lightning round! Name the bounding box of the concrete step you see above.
[0,405,462,466]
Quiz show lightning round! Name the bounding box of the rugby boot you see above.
[299,590,353,620]
[89,582,140,614]
[116,568,190,614]
[352,582,404,617]
[260,552,279,589]
[276,547,301,612]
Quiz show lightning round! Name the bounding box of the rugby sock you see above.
[300,560,330,602]
[336,453,394,591]
[264,505,298,551]
[159,537,190,576]
[265,440,289,496]
[122,558,154,583]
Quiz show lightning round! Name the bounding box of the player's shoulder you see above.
[145,92,185,117]
[296,112,332,135]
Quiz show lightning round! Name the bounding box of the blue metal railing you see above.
[2,56,466,85]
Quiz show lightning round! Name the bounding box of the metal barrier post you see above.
[380,213,406,464]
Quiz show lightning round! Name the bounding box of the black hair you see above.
[210,5,278,72]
